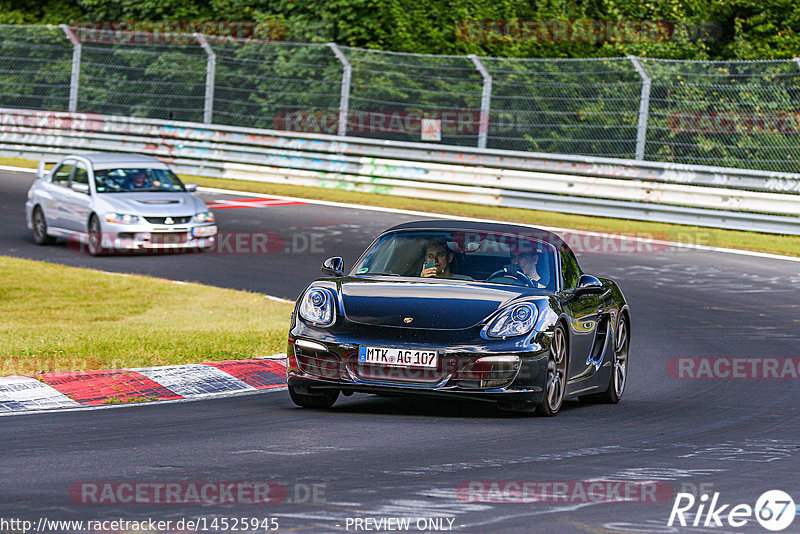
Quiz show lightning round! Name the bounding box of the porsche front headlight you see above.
[486,303,537,338]
[298,288,335,326]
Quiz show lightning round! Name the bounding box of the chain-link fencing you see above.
[2,25,800,172]
[342,48,484,147]
[643,58,800,171]
[0,25,73,111]
[73,27,208,122]
[481,57,643,158]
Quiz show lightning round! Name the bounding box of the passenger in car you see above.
[420,240,471,279]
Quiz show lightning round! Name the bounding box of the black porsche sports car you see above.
[287,220,630,416]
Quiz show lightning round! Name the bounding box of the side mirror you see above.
[185,183,198,193]
[321,257,344,277]
[36,161,46,180]
[575,274,604,295]
[71,182,90,194]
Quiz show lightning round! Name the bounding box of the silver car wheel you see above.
[88,215,104,256]
[32,207,53,245]
[545,325,567,413]
[613,319,629,397]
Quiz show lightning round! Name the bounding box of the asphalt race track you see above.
[2,168,800,533]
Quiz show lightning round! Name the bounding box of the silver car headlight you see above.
[298,288,335,326]
[486,303,537,338]
[105,212,140,224]
[193,211,215,223]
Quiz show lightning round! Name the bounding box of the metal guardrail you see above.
[1,108,799,235]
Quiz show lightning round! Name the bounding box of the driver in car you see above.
[509,250,548,288]
[124,170,149,190]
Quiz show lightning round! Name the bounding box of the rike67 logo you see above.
[669,490,795,531]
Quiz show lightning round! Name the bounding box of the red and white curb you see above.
[0,357,287,413]
[204,197,306,209]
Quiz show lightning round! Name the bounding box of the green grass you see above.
[0,256,293,376]
[0,156,37,169]
[3,155,798,256]
[104,395,160,404]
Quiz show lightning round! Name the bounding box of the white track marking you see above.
[136,364,254,397]
[0,376,79,411]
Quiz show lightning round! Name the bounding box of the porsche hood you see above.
[338,279,528,330]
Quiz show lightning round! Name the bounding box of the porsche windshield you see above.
[94,168,186,193]
[352,230,558,291]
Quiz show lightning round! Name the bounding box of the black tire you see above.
[498,402,537,416]
[87,215,106,256]
[536,323,568,416]
[32,206,55,245]
[288,385,339,409]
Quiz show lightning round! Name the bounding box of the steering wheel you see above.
[486,265,534,287]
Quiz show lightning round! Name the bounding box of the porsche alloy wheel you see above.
[587,316,629,404]
[604,317,629,403]
[537,324,567,416]
[614,319,629,396]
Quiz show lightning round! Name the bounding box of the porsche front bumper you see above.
[286,329,551,408]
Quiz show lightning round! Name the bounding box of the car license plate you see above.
[151,232,188,244]
[358,346,438,368]
[192,225,218,237]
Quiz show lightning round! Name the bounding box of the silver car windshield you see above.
[94,168,186,193]
[352,229,557,291]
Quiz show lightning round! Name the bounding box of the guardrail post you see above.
[468,54,492,149]
[195,33,216,124]
[59,25,81,113]
[327,43,351,137]
[628,55,651,161]
[794,58,800,71]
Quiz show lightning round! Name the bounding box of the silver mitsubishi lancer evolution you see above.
[25,152,217,255]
